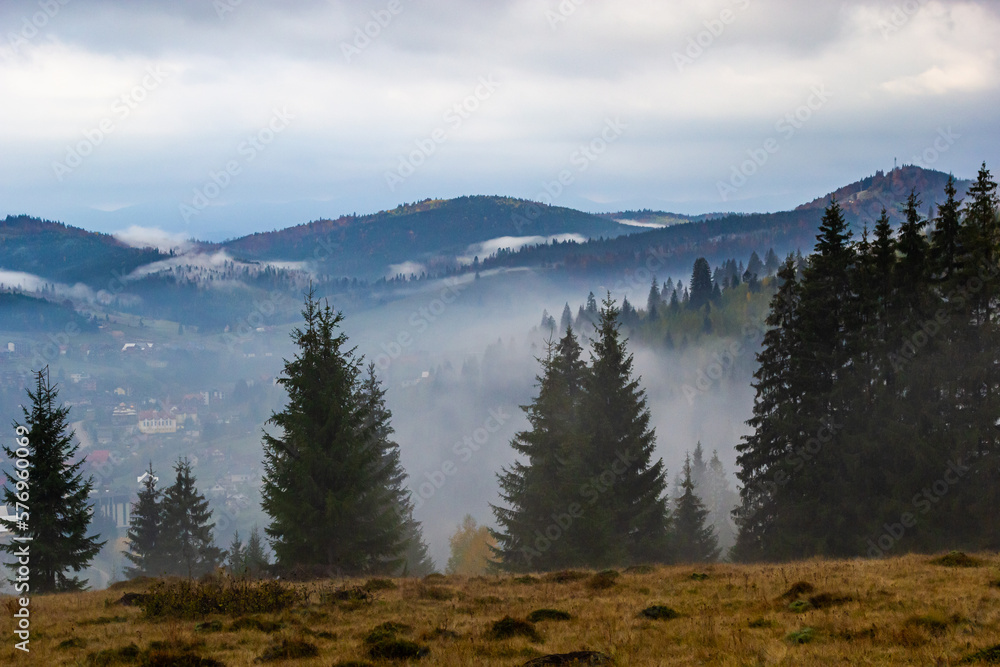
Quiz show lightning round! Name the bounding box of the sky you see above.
[1,0,998,241]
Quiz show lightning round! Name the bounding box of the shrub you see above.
[931,551,983,568]
[959,644,1000,664]
[586,570,619,590]
[527,609,572,622]
[786,627,815,644]
[780,582,815,599]
[58,637,87,649]
[255,639,319,662]
[542,570,587,584]
[748,618,776,629]
[367,639,430,660]
[487,616,541,642]
[140,579,299,619]
[363,578,397,591]
[808,593,853,609]
[194,620,223,633]
[86,643,141,666]
[639,605,679,620]
[690,572,710,581]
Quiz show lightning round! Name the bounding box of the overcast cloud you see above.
[0,0,998,239]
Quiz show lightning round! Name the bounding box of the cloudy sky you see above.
[1,0,998,240]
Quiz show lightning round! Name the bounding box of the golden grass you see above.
[3,552,1000,665]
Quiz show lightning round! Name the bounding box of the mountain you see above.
[0,215,166,287]
[215,196,633,280]
[466,166,974,281]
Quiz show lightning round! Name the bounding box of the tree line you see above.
[4,162,996,590]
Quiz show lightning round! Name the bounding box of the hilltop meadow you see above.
[3,551,1000,666]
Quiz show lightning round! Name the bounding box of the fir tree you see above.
[930,175,963,282]
[575,294,671,566]
[493,326,587,571]
[261,289,411,575]
[560,303,573,333]
[123,463,165,578]
[689,258,713,310]
[159,457,223,579]
[0,369,104,592]
[245,525,270,578]
[673,453,719,563]
[646,276,660,318]
[227,531,247,577]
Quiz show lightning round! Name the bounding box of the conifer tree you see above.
[733,256,803,561]
[646,276,660,318]
[159,457,223,579]
[689,258,713,310]
[575,294,671,566]
[261,289,413,575]
[703,451,738,556]
[227,531,247,577]
[673,453,719,563]
[245,525,270,578]
[493,326,586,571]
[1,369,104,592]
[560,303,573,333]
[930,176,963,282]
[123,463,165,578]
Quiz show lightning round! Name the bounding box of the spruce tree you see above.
[689,258,713,310]
[560,303,573,333]
[733,256,803,561]
[159,457,223,579]
[646,276,660,318]
[575,294,671,566]
[930,175,963,282]
[245,525,270,578]
[227,531,247,577]
[123,462,165,578]
[493,326,586,571]
[0,369,104,592]
[261,289,411,575]
[673,453,719,563]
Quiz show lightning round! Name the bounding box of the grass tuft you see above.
[255,638,318,662]
[140,579,299,619]
[786,627,815,644]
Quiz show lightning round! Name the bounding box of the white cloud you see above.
[113,226,195,253]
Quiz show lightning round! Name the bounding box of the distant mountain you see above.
[468,166,974,281]
[796,165,972,224]
[0,215,165,287]
[215,196,633,280]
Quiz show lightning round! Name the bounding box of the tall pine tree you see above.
[1,369,103,592]
[159,457,223,579]
[123,463,166,578]
[262,289,414,576]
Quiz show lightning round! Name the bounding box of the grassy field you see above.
[3,552,1000,666]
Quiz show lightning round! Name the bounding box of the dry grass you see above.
[3,552,1000,665]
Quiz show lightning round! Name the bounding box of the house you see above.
[137,411,177,435]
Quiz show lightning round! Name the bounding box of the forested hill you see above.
[215,196,633,280]
[467,166,973,280]
[0,215,166,287]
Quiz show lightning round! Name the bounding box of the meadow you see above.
[3,551,1000,666]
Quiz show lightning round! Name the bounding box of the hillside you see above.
[217,196,633,280]
[468,166,973,280]
[6,552,1000,665]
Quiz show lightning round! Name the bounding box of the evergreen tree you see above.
[669,289,680,314]
[493,326,587,571]
[646,276,660,318]
[261,290,411,576]
[764,248,780,275]
[159,457,223,579]
[398,509,435,576]
[227,531,247,577]
[123,463,165,578]
[245,525,270,578]
[733,256,803,561]
[703,451,738,556]
[746,251,764,281]
[672,453,719,563]
[1,369,103,592]
[930,175,963,282]
[560,303,573,333]
[691,442,707,489]
[689,258,713,310]
[574,294,671,566]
